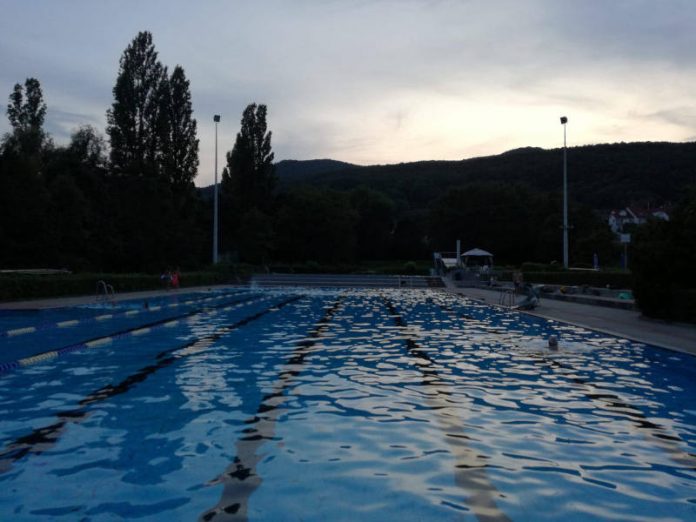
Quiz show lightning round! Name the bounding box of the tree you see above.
[428,184,535,264]
[220,103,276,256]
[0,148,54,267]
[237,208,274,264]
[4,78,48,156]
[48,174,90,268]
[0,78,54,267]
[104,32,206,270]
[67,125,108,171]
[632,188,696,322]
[41,126,110,268]
[162,65,199,189]
[274,188,357,264]
[350,187,396,260]
[106,31,168,178]
[221,103,275,216]
[390,212,430,260]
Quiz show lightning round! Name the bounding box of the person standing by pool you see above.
[171,269,180,289]
[161,270,171,289]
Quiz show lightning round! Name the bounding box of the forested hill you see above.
[275,159,358,184]
[274,141,696,211]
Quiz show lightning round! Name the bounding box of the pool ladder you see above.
[96,280,115,302]
[499,288,516,308]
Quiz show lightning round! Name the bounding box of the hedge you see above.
[674,290,696,323]
[493,270,632,289]
[0,271,237,302]
[633,286,696,323]
[521,270,633,289]
[265,260,430,275]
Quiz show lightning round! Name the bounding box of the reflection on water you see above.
[0,288,694,521]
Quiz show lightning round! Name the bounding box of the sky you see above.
[2,0,696,187]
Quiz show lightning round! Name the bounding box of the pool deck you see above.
[448,285,696,356]
[2,283,695,357]
[0,285,241,310]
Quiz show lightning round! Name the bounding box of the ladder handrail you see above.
[95,280,116,302]
[498,288,516,308]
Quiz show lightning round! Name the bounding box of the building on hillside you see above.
[608,206,670,235]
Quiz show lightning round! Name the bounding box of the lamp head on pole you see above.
[560,116,568,125]
[213,114,221,122]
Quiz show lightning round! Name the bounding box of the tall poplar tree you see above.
[162,65,199,188]
[5,77,48,155]
[1,78,53,267]
[106,31,168,178]
[221,103,275,215]
[220,103,276,259]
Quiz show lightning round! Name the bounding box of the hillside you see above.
[275,159,358,184]
[198,159,358,199]
[279,141,696,211]
[197,141,696,214]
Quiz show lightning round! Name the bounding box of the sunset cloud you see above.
[1,0,695,186]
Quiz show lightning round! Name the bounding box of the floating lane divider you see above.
[382,296,512,522]
[199,295,347,522]
[0,289,245,338]
[0,292,262,375]
[0,294,305,475]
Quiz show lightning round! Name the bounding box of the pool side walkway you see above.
[0,285,242,310]
[448,285,696,356]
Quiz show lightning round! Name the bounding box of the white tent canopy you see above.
[461,248,493,269]
[461,248,493,257]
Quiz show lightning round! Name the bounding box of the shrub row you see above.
[633,286,696,323]
[0,272,235,302]
[674,290,696,323]
[265,260,429,275]
[518,270,633,289]
[520,262,563,272]
[0,262,431,302]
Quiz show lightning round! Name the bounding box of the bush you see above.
[361,260,429,275]
[521,270,633,289]
[0,271,237,302]
[520,262,562,272]
[403,261,418,274]
[674,290,696,322]
[263,260,430,275]
[630,190,696,323]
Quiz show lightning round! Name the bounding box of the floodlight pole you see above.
[213,115,221,264]
[561,116,569,269]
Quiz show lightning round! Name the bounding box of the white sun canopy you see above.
[461,248,493,257]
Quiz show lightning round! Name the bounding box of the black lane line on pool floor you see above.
[383,296,512,522]
[199,296,346,522]
[537,354,696,470]
[0,292,262,374]
[437,297,696,472]
[0,295,303,475]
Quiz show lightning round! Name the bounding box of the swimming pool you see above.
[0,288,694,521]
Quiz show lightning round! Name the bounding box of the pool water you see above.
[0,288,694,521]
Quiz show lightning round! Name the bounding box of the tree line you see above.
[0,31,428,272]
[3,30,693,279]
[1,32,205,272]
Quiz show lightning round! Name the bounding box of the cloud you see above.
[44,109,105,143]
[646,108,696,129]
[2,1,696,186]
[541,1,696,67]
